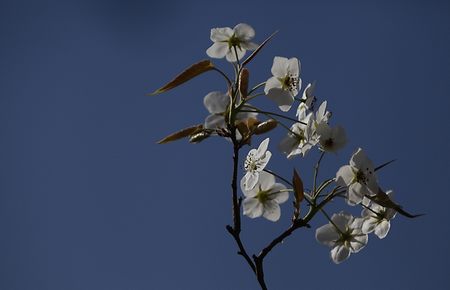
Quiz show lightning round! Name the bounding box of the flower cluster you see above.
[153,22,418,288]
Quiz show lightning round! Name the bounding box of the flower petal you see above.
[303,82,315,100]
[331,212,353,232]
[206,42,229,59]
[361,208,374,219]
[210,27,233,42]
[244,171,259,191]
[278,134,298,157]
[204,114,226,129]
[262,200,281,222]
[347,183,365,205]
[271,56,288,78]
[233,23,255,41]
[236,110,258,121]
[350,233,368,253]
[225,47,246,62]
[270,183,288,204]
[365,174,378,195]
[243,197,263,218]
[256,138,270,157]
[287,57,300,76]
[351,148,374,170]
[315,101,329,125]
[361,217,377,234]
[240,175,257,197]
[316,224,339,246]
[296,103,308,119]
[330,244,351,264]
[257,151,271,171]
[204,91,229,114]
[264,76,282,94]
[374,220,390,239]
[258,171,275,190]
[241,41,259,50]
[266,88,294,112]
[336,165,354,187]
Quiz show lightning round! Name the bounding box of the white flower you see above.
[361,190,397,239]
[241,171,288,222]
[314,101,331,127]
[243,138,272,190]
[315,122,347,153]
[203,91,257,130]
[336,148,379,205]
[264,56,301,112]
[315,212,368,264]
[206,23,258,62]
[296,82,316,118]
[279,113,316,158]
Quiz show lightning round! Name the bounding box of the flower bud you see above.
[239,68,249,99]
[189,131,211,143]
[254,119,277,135]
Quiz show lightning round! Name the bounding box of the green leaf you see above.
[292,169,304,219]
[242,31,278,67]
[157,124,203,144]
[149,60,215,95]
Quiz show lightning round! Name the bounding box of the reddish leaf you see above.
[150,60,214,95]
[292,169,304,219]
[157,124,203,144]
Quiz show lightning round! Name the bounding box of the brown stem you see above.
[258,220,309,260]
[231,144,241,233]
[226,137,256,274]
[252,190,341,288]
[253,255,268,290]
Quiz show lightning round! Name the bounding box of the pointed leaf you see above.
[242,31,278,67]
[292,169,304,219]
[150,60,215,95]
[157,124,203,144]
[374,159,396,172]
[368,188,424,218]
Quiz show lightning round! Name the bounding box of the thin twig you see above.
[225,124,256,274]
[312,152,325,198]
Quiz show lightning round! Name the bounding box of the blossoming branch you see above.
[150,23,421,290]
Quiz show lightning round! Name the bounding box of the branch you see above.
[312,151,325,198]
[252,188,344,288]
[226,133,256,274]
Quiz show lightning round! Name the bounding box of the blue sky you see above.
[1,0,450,289]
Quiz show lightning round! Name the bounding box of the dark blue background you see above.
[1,0,449,289]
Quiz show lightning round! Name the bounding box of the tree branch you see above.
[226,137,256,274]
[252,188,343,288]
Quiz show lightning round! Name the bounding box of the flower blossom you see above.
[264,56,301,112]
[206,23,258,62]
[296,82,317,118]
[316,211,368,264]
[241,171,288,222]
[315,122,347,153]
[243,138,272,190]
[361,190,397,239]
[279,99,328,158]
[314,100,331,127]
[203,91,257,131]
[336,148,379,205]
[278,113,315,158]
